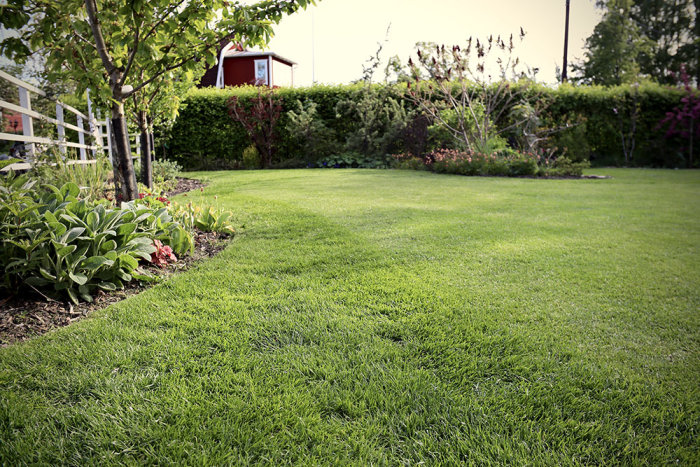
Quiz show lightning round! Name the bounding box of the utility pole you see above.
[562,0,571,82]
[311,9,316,85]
[695,0,699,86]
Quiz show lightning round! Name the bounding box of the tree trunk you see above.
[138,110,153,189]
[111,102,138,201]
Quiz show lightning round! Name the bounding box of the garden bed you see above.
[0,177,230,347]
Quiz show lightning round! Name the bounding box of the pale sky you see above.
[263,0,602,86]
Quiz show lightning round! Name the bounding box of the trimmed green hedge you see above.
[544,82,690,167]
[165,82,694,169]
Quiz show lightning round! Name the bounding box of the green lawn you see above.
[1,168,698,464]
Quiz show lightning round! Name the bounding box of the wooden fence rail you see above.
[0,69,109,172]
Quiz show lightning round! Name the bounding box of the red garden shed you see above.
[198,42,296,88]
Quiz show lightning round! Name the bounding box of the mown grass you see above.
[1,168,698,464]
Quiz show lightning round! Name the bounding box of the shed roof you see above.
[223,50,296,66]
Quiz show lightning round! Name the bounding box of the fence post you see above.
[77,115,87,161]
[105,117,113,164]
[86,89,101,157]
[94,108,104,155]
[56,103,67,156]
[18,87,35,158]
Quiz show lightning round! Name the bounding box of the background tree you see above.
[575,0,697,85]
[129,69,202,189]
[1,0,313,200]
[573,0,651,85]
[631,0,696,84]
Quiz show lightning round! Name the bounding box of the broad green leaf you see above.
[57,244,77,256]
[101,239,117,253]
[117,223,137,237]
[39,267,57,280]
[61,227,86,244]
[68,272,88,285]
[116,270,132,282]
[25,276,50,287]
[66,287,79,304]
[81,256,113,271]
[118,254,139,271]
[60,182,80,200]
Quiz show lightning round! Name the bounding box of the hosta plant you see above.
[0,175,193,303]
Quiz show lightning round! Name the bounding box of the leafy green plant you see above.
[392,153,428,170]
[152,159,182,184]
[286,99,338,163]
[428,149,539,177]
[171,202,236,235]
[316,152,393,169]
[242,144,261,169]
[136,159,182,192]
[538,156,591,177]
[0,174,194,303]
[335,86,410,158]
[32,148,112,201]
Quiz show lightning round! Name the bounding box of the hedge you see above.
[164,82,695,169]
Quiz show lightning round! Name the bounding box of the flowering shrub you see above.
[656,64,700,168]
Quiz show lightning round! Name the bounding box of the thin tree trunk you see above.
[111,102,138,201]
[138,110,153,189]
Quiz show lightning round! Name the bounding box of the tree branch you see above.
[123,52,197,97]
[119,13,142,87]
[84,0,116,76]
[141,0,188,43]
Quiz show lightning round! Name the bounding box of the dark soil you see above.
[165,177,207,197]
[0,178,230,347]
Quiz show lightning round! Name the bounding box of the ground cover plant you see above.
[0,169,698,464]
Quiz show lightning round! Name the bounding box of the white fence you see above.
[0,69,109,172]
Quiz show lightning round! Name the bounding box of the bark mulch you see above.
[165,177,207,197]
[0,178,231,347]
